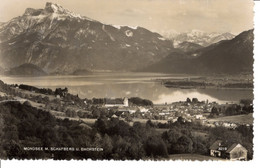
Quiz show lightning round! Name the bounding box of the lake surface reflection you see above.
[0,72,253,104]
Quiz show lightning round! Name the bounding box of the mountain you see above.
[163,30,235,47]
[0,66,4,75]
[141,29,254,75]
[194,29,254,74]
[5,63,47,76]
[160,30,179,41]
[0,2,173,74]
[209,32,235,45]
[138,50,194,74]
[176,41,203,53]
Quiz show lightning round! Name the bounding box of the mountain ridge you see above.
[141,29,254,75]
[162,30,235,47]
[0,2,174,74]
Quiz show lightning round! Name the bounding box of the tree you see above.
[23,101,31,106]
[162,128,182,154]
[43,96,50,103]
[192,98,199,103]
[177,116,185,124]
[186,98,191,103]
[95,118,108,134]
[146,119,156,128]
[92,108,101,118]
[225,105,238,116]
[236,125,253,138]
[125,116,133,122]
[102,134,113,158]
[65,109,77,117]
[93,133,102,146]
[111,135,130,160]
[192,136,207,154]
[110,120,130,137]
[209,127,243,147]
[240,99,252,106]
[144,136,168,158]
[129,97,153,106]
[128,140,145,160]
[210,106,219,117]
[175,135,193,153]
[6,140,27,159]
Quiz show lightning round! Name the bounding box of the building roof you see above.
[209,140,223,150]
[210,141,247,153]
[111,114,118,118]
[226,144,238,153]
[226,143,247,153]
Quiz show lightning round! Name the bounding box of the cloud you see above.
[121,8,145,16]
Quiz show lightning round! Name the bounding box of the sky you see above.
[0,0,254,35]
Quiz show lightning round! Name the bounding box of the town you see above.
[0,80,253,128]
[0,80,253,160]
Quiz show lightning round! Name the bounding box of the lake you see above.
[0,72,253,104]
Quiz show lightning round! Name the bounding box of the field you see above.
[208,113,253,125]
[56,116,97,124]
[168,154,226,161]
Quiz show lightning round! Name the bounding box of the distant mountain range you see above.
[0,3,253,76]
[163,30,235,47]
[0,2,173,74]
[141,29,254,75]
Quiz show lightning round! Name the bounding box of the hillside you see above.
[208,113,253,125]
[176,41,203,52]
[194,29,254,74]
[138,50,195,73]
[142,29,254,75]
[5,63,47,76]
[0,3,173,74]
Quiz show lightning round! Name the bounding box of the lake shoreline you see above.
[0,72,253,104]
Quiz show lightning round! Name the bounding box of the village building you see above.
[138,106,149,113]
[111,114,118,118]
[209,140,247,160]
[225,144,247,160]
[117,107,137,114]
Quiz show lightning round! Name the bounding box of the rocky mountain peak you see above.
[23,3,67,16]
[23,2,84,19]
[23,8,42,16]
[0,2,174,73]
[44,2,67,14]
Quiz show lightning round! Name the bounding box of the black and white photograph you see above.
[0,0,255,162]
